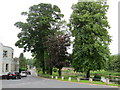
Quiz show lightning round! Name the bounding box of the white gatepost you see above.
[106,78,109,85]
[62,76,64,80]
[68,77,71,81]
[89,78,93,83]
[77,77,80,82]
[55,76,58,79]
[51,76,54,79]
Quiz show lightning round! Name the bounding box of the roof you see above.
[3,45,14,50]
[0,42,14,50]
[0,42,3,46]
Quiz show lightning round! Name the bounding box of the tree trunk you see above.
[58,68,61,77]
[49,67,52,75]
[37,69,40,76]
[41,49,45,74]
[42,61,45,74]
[86,69,91,78]
[49,56,52,75]
[46,67,49,74]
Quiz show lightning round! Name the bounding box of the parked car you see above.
[20,71,27,77]
[26,71,31,75]
[7,72,21,80]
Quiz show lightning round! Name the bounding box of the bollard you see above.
[89,78,93,83]
[77,77,80,82]
[55,76,58,79]
[106,78,109,85]
[51,76,54,79]
[115,78,118,81]
[62,76,64,80]
[68,77,71,81]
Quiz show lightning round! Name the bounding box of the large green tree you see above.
[26,58,34,69]
[19,53,27,72]
[107,55,120,72]
[69,2,111,78]
[15,3,64,74]
[45,32,71,76]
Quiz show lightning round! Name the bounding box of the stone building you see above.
[0,42,19,76]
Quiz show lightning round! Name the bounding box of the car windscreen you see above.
[15,72,19,74]
[21,72,26,73]
[8,72,15,74]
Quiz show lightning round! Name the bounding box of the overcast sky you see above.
[0,0,119,58]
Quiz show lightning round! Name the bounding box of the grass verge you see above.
[36,71,119,87]
[38,75,119,87]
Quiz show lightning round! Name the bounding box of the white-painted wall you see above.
[0,43,3,76]
[0,42,19,76]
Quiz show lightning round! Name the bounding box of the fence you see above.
[50,75,120,85]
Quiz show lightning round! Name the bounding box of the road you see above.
[2,70,118,88]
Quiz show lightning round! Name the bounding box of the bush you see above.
[53,68,57,72]
[93,74,101,81]
[19,68,27,72]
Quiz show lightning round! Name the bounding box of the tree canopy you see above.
[19,53,27,72]
[45,32,71,76]
[15,2,113,77]
[107,55,120,72]
[69,2,111,78]
[15,3,65,74]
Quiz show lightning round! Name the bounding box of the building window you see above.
[2,63,4,72]
[3,50,7,58]
[12,53,13,58]
[6,64,9,72]
[15,64,17,71]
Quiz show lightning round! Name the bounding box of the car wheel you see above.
[18,76,21,79]
[7,78,9,80]
[14,76,17,79]
[16,77,18,79]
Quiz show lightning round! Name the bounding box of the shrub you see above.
[53,68,57,72]
[93,74,101,81]
[19,68,27,72]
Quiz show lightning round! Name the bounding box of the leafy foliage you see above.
[26,58,34,69]
[15,3,64,74]
[19,53,27,72]
[69,2,111,78]
[45,32,71,76]
[107,55,120,72]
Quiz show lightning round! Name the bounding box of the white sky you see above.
[0,0,119,58]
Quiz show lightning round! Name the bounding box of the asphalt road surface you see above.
[2,70,118,88]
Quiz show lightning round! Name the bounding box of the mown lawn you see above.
[56,77,119,87]
[36,70,119,87]
[91,70,120,77]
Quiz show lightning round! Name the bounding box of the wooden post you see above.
[55,76,58,79]
[62,76,64,80]
[89,78,93,83]
[77,77,80,82]
[51,76,54,79]
[106,78,109,85]
[68,77,71,81]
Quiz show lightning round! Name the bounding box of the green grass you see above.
[57,77,119,87]
[109,83,120,87]
[43,74,119,87]
[92,81,106,85]
[62,69,120,77]
[36,70,119,87]
[58,77,118,86]
[91,70,120,77]
[80,80,89,83]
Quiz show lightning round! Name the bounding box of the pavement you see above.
[1,69,119,88]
